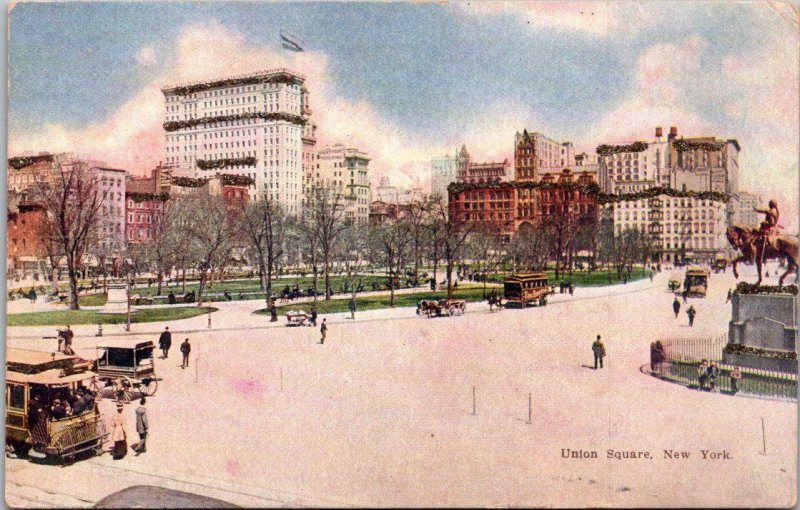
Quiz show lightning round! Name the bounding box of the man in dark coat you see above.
[672,297,681,318]
[310,307,318,327]
[687,306,697,327]
[180,338,191,369]
[158,327,172,359]
[592,335,606,370]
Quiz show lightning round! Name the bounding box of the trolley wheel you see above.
[140,378,158,396]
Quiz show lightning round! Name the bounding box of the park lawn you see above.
[7,306,218,327]
[77,293,108,306]
[486,268,651,287]
[257,286,496,316]
[132,274,397,298]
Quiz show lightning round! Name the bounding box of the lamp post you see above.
[126,280,132,332]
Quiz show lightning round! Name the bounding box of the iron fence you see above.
[650,335,797,401]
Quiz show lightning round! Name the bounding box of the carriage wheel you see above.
[140,378,158,396]
[448,306,456,316]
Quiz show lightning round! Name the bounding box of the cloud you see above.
[135,44,158,68]
[456,1,648,38]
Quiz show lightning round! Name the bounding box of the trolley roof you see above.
[504,272,548,283]
[686,267,710,276]
[96,338,155,350]
[7,348,78,366]
[7,368,97,385]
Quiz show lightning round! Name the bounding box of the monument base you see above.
[97,282,134,315]
[722,351,798,374]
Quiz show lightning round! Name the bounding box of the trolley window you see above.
[7,384,25,410]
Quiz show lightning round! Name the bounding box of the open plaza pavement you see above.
[5,263,797,507]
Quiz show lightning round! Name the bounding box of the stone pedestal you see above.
[725,291,798,373]
[98,282,131,315]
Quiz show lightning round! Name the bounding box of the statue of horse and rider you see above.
[726,199,798,287]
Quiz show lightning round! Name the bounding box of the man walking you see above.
[592,335,606,370]
[158,327,172,359]
[687,305,697,327]
[349,298,356,319]
[134,397,148,456]
[180,338,191,369]
[320,318,327,345]
[310,307,318,327]
[726,288,733,304]
[672,297,681,318]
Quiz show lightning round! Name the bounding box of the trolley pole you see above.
[207,311,212,329]
[527,392,532,424]
[126,285,131,332]
[472,386,476,416]
[761,417,767,455]
[280,367,283,392]
[195,356,198,383]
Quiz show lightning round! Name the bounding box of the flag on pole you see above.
[280,30,304,52]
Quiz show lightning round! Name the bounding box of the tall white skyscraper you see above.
[161,68,310,214]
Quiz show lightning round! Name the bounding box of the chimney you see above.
[655,126,663,138]
[668,126,678,140]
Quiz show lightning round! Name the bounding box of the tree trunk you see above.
[182,265,186,293]
[323,252,331,301]
[67,256,80,311]
[266,257,273,303]
[157,270,163,296]
[312,265,319,305]
[197,268,207,306]
[390,268,395,306]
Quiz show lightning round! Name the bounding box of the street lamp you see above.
[126,280,132,332]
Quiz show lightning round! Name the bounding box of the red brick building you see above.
[454,145,510,184]
[125,165,171,244]
[7,192,49,276]
[448,169,599,241]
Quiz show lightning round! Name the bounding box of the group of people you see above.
[158,327,192,369]
[110,397,149,460]
[671,298,697,327]
[28,388,97,427]
[649,341,666,373]
[697,360,742,394]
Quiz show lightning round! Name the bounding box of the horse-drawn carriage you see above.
[416,299,466,318]
[668,277,681,292]
[92,339,159,402]
[503,273,549,307]
[6,349,108,462]
[684,267,710,297]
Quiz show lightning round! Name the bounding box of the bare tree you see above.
[468,223,504,298]
[136,198,177,296]
[405,197,431,280]
[298,212,322,305]
[240,198,286,300]
[178,192,233,305]
[34,159,103,310]
[306,186,347,300]
[369,219,410,306]
[510,222,551,272]
[431,200,474,299]
[339,223,370,310]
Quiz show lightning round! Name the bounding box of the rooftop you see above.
[162,68,305,95]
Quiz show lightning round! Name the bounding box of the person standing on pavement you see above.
[310,307,318,327]
[111,403,127,460]
[726,288,733,304]
[592,335,606,370]
[180,338,191,369]
[320,318,327,344]
[687,305,697,327]
[134,397,148,455]
[349,298,356,319]
[672,297,681,318]
[270,303,278,322]
[158,327,172,359]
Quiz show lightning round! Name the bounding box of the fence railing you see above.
[649,335,797,401]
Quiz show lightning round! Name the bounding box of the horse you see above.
[726,225,799,286]
[416,300,438,318]
[487,294,502,312]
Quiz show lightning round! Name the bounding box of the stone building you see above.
[315,144,371,224]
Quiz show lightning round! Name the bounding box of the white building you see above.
[606,194,727,264]
[430,149,465,199]
[316,144,371,224]
[731,191,761,228]
[90,166,127,254]
[598,126,740,196]
[161,68,311,214]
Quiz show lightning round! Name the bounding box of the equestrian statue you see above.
[726,198,798,287]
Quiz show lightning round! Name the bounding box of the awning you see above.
[7,368,97,385]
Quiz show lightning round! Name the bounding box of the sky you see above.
[7,1,800,228]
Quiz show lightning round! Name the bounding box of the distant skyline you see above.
[8,2,799,228]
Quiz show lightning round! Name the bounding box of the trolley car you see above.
[684,267,711,297]
[6,348,107,462]
[503,273,550,307]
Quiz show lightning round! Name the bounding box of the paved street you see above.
[6,264,797,507]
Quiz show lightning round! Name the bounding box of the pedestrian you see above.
[111,403,127,460]
[653,340,665,373]
[672,297,681,318]
[592,335,606,370]
[134,397,148,456]
[726,288,733,304]
[349,298,356,319]
[180,338,191,369]
[687,305,696,327]
[270,303,278,322]
[707,361,720,391]
[682,289,688,303]
[730,366,742,395]
[649,272,654,282]
[697,360,709,390]
[310,307,318,327]
[320,318,327,345]
[158,327,172,359]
